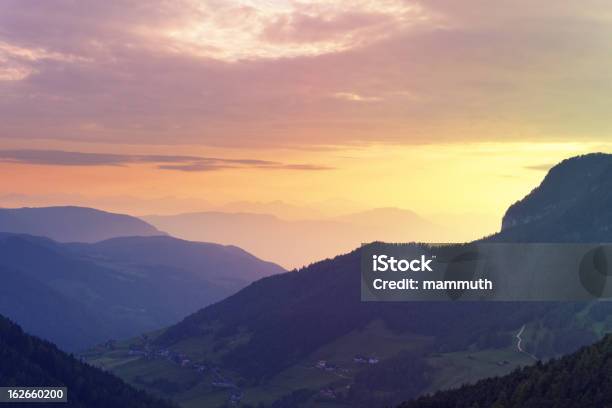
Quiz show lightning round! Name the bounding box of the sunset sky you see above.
[2,1,612,237]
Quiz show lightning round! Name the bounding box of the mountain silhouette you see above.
[495,153,612,242]
[0,206,162,242]
[144,207,447,269]
[0,233,283,351]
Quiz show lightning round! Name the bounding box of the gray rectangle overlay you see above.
[361,243,612,301]
[0,387,67,403]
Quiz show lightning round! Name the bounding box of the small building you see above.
[353,355,368,363]
[319,388,336,399]
[229,391,243,405]
[212,381,237,389]
[104,340,116,350]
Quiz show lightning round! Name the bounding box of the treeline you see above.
[400,334,612,408]
[0,314,176,408]
[346,351,430,407]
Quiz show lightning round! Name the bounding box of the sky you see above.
[2,0,612,236]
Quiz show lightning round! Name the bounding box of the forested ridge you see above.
[0,315,176,408]
[400,334,612,408]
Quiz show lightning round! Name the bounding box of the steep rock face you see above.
[498,153,612,241]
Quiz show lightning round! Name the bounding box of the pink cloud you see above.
[261,11,396,44]
[1,0,612,149]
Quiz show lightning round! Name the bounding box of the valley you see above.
[85,319,537,407]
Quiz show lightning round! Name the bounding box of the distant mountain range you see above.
[0,195,356,220]
[0,233,283,351]
[0,314,176,408]
[0,206,162,242]
[144,208,448,269]
[90,153,612,407]
[211,200,327,220]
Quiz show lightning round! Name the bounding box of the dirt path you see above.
[516,325,538,361]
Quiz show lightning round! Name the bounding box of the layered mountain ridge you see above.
[0,233,283,351]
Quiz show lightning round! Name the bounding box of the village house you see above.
[229,391,243,405]
[319,388,336,399]
[353,354,379,364]
[212,381,237,389]
[353,355,368,363]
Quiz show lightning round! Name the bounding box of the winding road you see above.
[515,325,538,361]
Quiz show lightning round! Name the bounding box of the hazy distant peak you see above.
[334,207,432,227]
[143,206,448,269]
[343,207,423,217]
[214,200,323,220]
[145,211,282,221]
[0,206,162,243]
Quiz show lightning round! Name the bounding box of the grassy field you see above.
[425,348,533,394]
[84,320,538,407]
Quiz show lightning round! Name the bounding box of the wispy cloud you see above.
[161,0,433,61]
[525,163,554,171]
[332,92,382,102]
[0,149,333,172]
[0,40,89,81]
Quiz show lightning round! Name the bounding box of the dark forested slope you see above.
[400,334,612,408]
[0,314,176,408]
